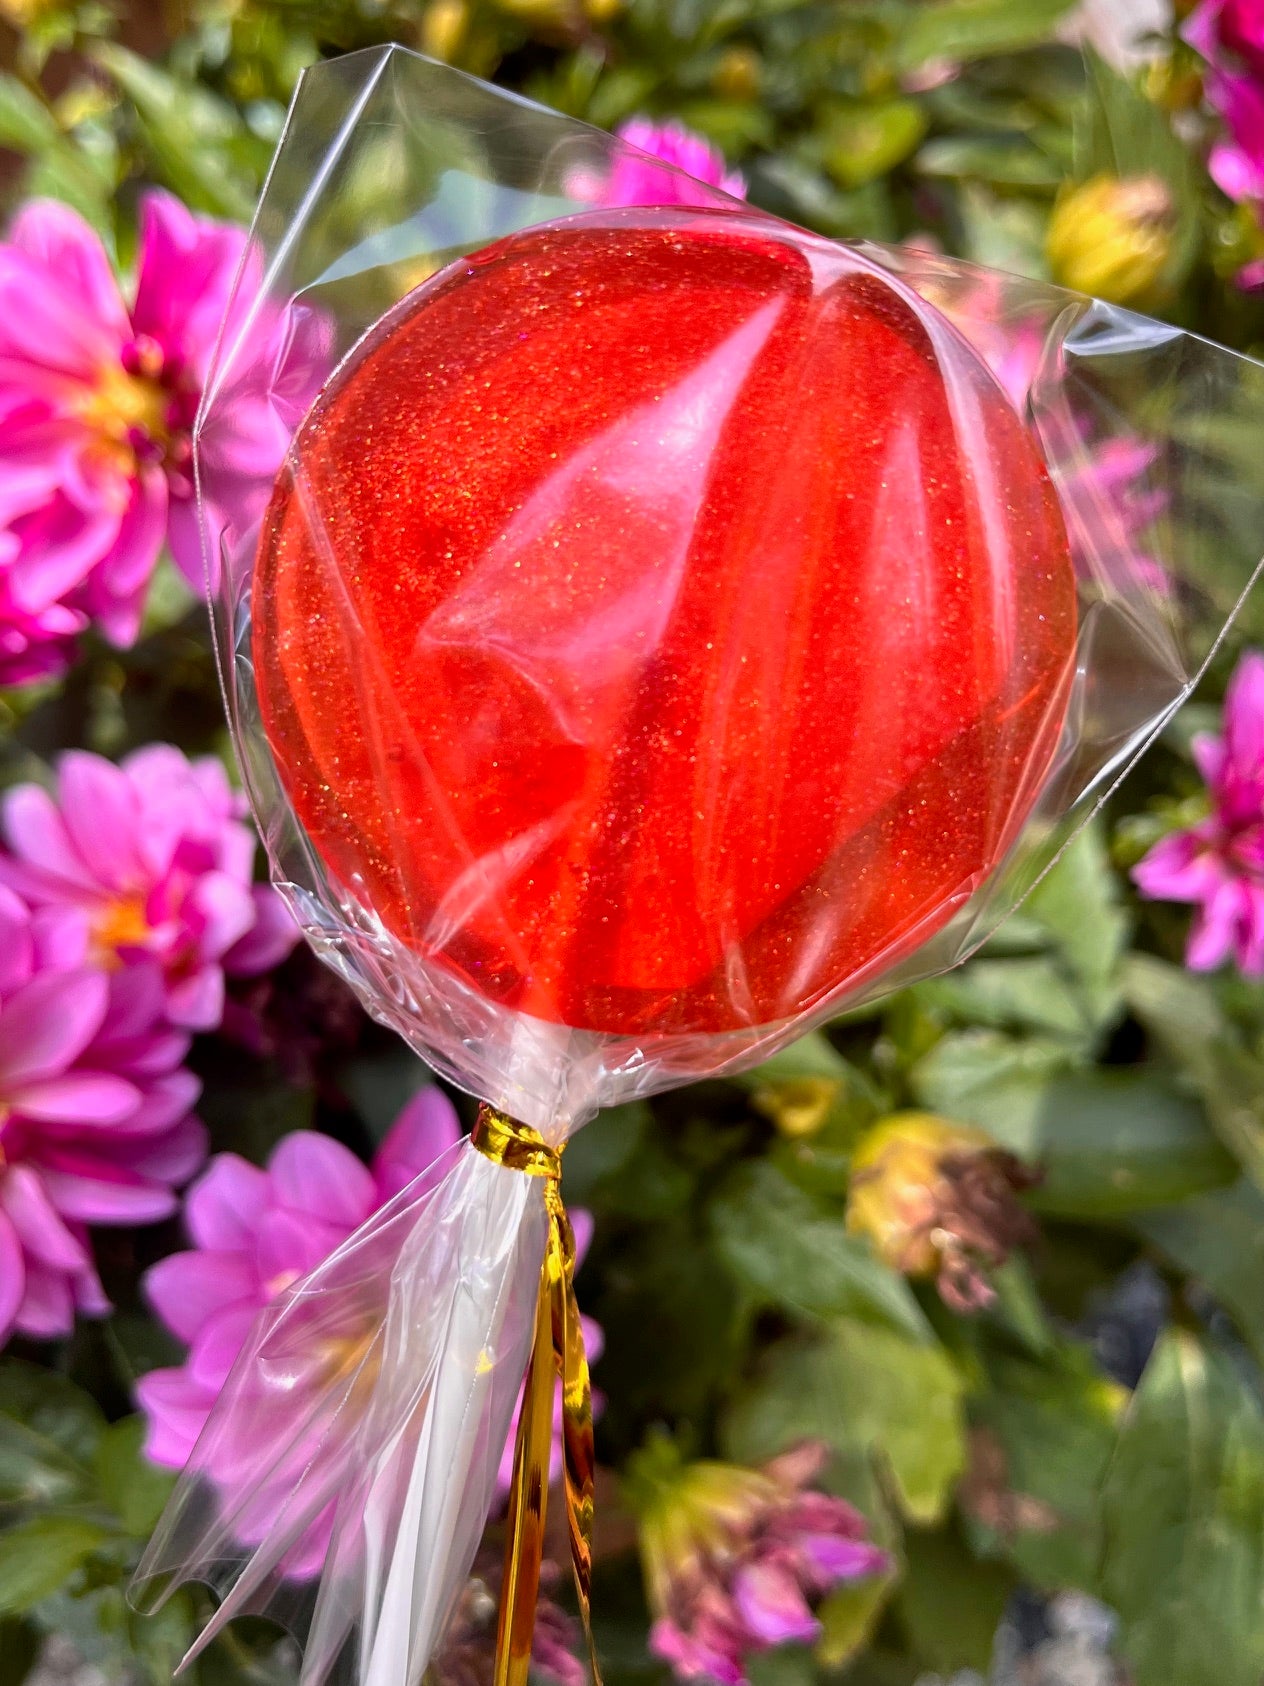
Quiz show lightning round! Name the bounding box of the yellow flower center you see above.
[72,360,170,479]
[91,895,153,965]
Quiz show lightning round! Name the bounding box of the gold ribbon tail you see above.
[473,1106,602,1686]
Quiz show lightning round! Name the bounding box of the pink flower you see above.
[0,190,325,685]
[0,883,204,1346]
[572,119,746,209]
[137,1088,467,1471]
[0,195,250,679]
[1133,649,1264,973]
[0,746,296,1031]
[640,1443,887,1686]
[1186,1,1264,227]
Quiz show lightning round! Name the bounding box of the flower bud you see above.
[1046,173,1175,305]
[712,46,763,102]
[750,1075,840,1138]
[846,1112,1039,1312]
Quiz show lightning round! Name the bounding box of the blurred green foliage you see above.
[2,2,1264,1685]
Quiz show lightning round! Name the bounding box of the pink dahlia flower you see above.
[137,1088,467,1471]
[0,746,296,1031]
[0,192,325,684]
[1134,649,1264,973]
[0,883,203,1345]
[0,194,247,678]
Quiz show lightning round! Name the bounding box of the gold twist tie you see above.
[471,1105,599,1686]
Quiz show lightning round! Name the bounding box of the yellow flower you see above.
[1046,173,1175,306]
[750,1075,840,1139]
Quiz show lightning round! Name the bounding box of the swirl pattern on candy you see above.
[253,208,1077,1040]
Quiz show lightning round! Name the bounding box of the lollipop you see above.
[254,210,1075,1040]
[135,45,1264,1686]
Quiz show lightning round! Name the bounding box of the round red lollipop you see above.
[253,208,1076,1038]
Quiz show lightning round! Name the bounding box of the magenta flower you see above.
[0,746,296,1031]
[0,883,204,1345]
[1186,0,1264,272]
[568,119,746,210]
[137,1088,466,1471]
[639,1442,887,1686]
[1133,649,1264,973]
[0,194,251,681]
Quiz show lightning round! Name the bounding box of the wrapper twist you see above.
[469,1106,598,1686]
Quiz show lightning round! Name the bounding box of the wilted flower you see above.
[1046,173,1175,305]
[583,119,746,209]
[0,884,203,1345]
[137,1087,462,1470]
[846,1112,1039,1313]
[1133,649,1264,973]
[633,1438,887,1686]
[0,747,296,1031]
[433,1555,584,1686]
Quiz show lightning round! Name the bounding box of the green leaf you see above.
[893,0,1078,73]
[723,1320,966,1524]
[1123,953,1264,1191]
[820,99,927,189]
[0,1362,104,1507]
[89,42,268,220]
[1102,1331,1264,1686]
[916,957,1097,1041]
[1133,1182,1264,1370]
[0,73,110,228]
[1026,823,1130,1025]
[0,1618,39,1686]
[969,1344,1124,1590]
[710,1161,931,1341]
[94,1416,174,1538]
[911,1029,1076,1112]
[916,135,1062,187]
[0,1516,110,1615]
[892,1525,1016,1673]
[910,1063,1235,1217]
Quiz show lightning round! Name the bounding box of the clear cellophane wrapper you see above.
[134,43,1264,1686]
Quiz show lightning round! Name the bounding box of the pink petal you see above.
[0,882,33,995]
[55,752,144,892]
[1187,876,1246,971]
[269,1131,375,1228]
[164,965,225,1032]
[0,968,109,1086]
[0,1207,26,1345]
[127,1114,208,1186]
[35,1153,178,1225]
[14,1258,76,1340]
[223,886,298,977]
[185,1153,271,1251]
[8,200,129,341]
[145,1248,257,1344]
[372,1087,462,1203]
[731,1561,821,1646]
[255,1205,348,1288]
[9,1073,140,1126]
[0,1164,89,1272]
[187,1300,258,1392]
[135,1366,215,1469]
[1,782,97,892]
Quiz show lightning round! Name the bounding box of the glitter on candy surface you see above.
[253,209,1076,1038]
